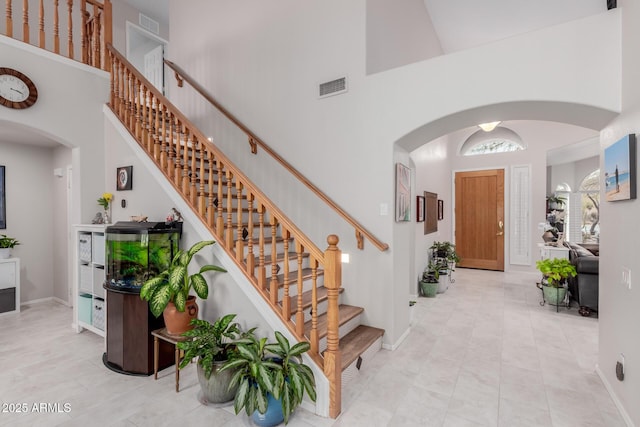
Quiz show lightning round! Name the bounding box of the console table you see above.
[538,243,569,260]
[0,258,20,315]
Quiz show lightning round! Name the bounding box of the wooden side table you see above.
[151,328,191,392]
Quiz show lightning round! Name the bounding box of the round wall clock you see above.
[0,67,38,109]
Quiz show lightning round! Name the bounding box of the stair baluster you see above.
[106,46,352,418]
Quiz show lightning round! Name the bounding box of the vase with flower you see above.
[97,193,113,224]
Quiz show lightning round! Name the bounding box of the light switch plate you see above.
[622,267,631,290]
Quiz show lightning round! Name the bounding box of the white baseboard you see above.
[595,364,635,427]
[21,297,55,306]
[52,297,71,307]
[382,327,410,351]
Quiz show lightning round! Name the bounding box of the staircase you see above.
[2,0,389,417]
[106,45,384,417]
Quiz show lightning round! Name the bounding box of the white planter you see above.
[437,275,448,293]
[0,248,11,259]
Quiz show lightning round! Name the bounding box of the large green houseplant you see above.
[220,331,316,426]
[177,314,247,403]
[536,257,577,306]
[140,240,226,334]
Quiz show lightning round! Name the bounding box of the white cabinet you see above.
[538,243,570,260]
[0,258,20,316]
[74,225,106,337]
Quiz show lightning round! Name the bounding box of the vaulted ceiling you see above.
[1,1,611,149]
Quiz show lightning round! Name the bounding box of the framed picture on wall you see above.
[116,166,133,191]
[424,191,437,234]
[0,165,5,229]
[604,134,636,202]
[416,196,425,222]
[396,163,411,222]
[438,199,444,221]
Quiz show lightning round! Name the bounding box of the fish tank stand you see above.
[102,221,181,376]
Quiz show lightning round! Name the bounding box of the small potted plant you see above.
[140,240,226,334]
[220,330,316,426]
[177,314,248,404]
[0,234,20,259]
[419,264,439,298]
[536,257,577,306]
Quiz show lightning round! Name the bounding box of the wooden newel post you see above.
[323,234,342,418]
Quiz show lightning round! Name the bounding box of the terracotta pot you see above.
[163,296,198,335]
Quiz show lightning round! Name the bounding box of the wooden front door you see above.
[455,169,505,271]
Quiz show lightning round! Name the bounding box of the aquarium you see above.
[105,221,181,291]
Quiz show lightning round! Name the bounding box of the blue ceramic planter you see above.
[251,393,284,427]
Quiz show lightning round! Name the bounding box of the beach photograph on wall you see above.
[604,134,637,202]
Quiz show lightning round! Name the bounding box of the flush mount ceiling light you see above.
[478,121,501,132]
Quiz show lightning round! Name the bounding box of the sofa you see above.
[564,242,599,316]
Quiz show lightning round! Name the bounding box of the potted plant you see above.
[0,234,20,259]
[419,264,439,298]
[221,331,316,426]
[536,257,577,306]
[140,240,226,335]
[546,194,566,211]
[430,241,460,270]
[177,314,248,404]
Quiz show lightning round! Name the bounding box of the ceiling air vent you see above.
[139,13,160,35]
[318,76,347,99]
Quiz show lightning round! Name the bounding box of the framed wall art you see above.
[116,166,133,191]
[416,195,425,222]
[604,134,636,202]
[396,163,411,222]
[0,166,5,229]
[438,199,444,221]
[424,191,437,234]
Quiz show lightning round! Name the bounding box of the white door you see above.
[144,45,164,93]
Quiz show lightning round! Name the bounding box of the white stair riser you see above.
[317,313,362,353]
[342,335,383,391]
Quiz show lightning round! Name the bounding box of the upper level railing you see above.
[107,44,343,417]
[3,0,112,71]
[164,59,389,252]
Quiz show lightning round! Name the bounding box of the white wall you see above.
[550,156,599,192]
[52,146,72,303]
[0,141,54,303]
[366,0,442,74]
[0,38,109,224]
[411,136,452,290]
[166,2,621,348]
[597,1,640,425]
[112,0,170,53]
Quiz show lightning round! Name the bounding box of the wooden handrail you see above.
[164,59,389,252]
[107,44,344,416]
[3,0,111,71]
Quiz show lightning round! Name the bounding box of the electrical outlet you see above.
[622,267,631,290]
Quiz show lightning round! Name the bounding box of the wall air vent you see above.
[318,76,348,99]
[139,13,160,35]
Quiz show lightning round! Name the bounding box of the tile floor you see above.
[0,268,626,426]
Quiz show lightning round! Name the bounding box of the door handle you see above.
[497,220,504,236]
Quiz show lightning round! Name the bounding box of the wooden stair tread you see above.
[338,325,385,371]
[247,235,292,245]
[257,251,310,265]
[279,286,344,312]
[304,304,363,339]
[274,267,324,285]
